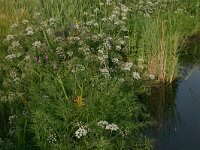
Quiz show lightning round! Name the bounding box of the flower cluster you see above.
[97,121,119,131]
[26,26,34,35]
[9,115,16,124]
[11,23,18,29]
[75,127,88,139]
[75,122,88,139]
[105,123,119,131]
[47,133,57,144]
[3,1,135,82]
[135,0,167,17]
[5,35,14,42]
[32,41,42,49]
[132,71,141,80]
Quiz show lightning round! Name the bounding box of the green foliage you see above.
[1,0,200,149]
[0,1,152,149]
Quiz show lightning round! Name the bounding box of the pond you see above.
[151,40,200,150]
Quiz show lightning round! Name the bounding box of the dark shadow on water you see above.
[146,82,180,150]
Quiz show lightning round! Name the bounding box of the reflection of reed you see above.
[146,81,180,150]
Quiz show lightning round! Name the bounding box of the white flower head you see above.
[9,115,16,124]
[116,45,121,51]
[103,41,111,50]
[138,57,144,63]
[97,121,109,128]
[11,23,18,29]
[5,35,14,42]
[149,74,155,80]
[49,18,57,26]
[41,21,48,28]
[32,41,42,49]
[47,133,57,144]
[118,39,125,45]
[22,20,29,24]
[26,27,34,35]
[121,4,129,13]
[93,22,99,27]
[98,48,104,54]
[47,28,53,35]
[133,71,141,80]
[10,71,17,79]
[75,127,88,139]
[118,78,125,83]
[67,51,73,57]
[55,37,64,42]
[5,54,16,61]
[83,12,88,16]
[121,62,133,71]
[72,64,85,73]
[106,0,112,5]
[24,55,31,61]
[12,41,20,48]
[102,17,107,22]
[105,123,119,131]
[33,12,40,18]
[112,58,119,64]
[99,2,104,6]
[94,8,99,13]
[56,46,63,51]
[100,68,110,78]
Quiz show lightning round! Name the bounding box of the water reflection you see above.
[148,82,180,150]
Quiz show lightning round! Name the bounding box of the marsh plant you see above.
[0,2,152,149]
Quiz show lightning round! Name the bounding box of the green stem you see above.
[57,75,69,104]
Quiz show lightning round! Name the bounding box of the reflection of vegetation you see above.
[146,81,180,148]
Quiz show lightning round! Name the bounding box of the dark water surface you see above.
[153,66,200,150]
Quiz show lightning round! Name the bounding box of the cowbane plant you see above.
[1,1,152,149]
[97,121,119,131]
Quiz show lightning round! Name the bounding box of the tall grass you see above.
[129,0,200,83]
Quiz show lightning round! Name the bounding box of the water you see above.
[152,66,200,150]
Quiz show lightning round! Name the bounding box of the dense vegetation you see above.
[0,0,199,149]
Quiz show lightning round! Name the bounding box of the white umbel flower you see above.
[47,133,57,144]
[121,62,133,71]
[5,35,14,42]
[32,41,42,49]
[26,27,34,35]
[97,121,109,128]
[105,123,119,131]
[132,71,141,80]
[12,41,20,47]
[75,127,88,139]
[149,74,155,80]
